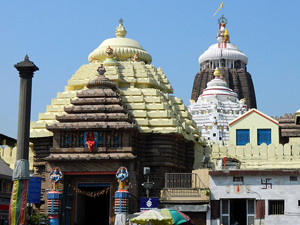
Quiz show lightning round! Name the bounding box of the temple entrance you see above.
[221,199,255,225]
[230,199,246,225]
[75,183,111,225]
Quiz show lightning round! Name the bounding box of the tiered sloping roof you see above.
[47,69,135,131]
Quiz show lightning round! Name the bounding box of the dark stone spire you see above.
[191,67,257,109]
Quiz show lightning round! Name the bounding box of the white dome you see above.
[198,43,248,65]
[88,21,152,64]
[200,77,238,102]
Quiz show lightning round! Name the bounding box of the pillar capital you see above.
[14,54,39,78]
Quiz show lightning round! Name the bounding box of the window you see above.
[257,129,271,145]
[236,129,249,145]
[247,200,255,225]
[290,176,297,181]
[233,177,244,182]
[268,200,284,215]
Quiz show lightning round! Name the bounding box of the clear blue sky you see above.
[1,1,300,139]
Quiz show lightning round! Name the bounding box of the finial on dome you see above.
[115,18,127,38]
[214,68,221,77]
[218,14,227,25]
[216,15,230,47]
[97,64,106,76]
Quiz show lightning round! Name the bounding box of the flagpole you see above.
[212,2,224,18]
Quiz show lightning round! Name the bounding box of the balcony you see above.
[160,171,210,203]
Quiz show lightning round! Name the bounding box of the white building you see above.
[209,170,300,225]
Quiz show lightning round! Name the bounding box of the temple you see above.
[188,68,247,144]
[29,20,205,225]
[191,15,257,109]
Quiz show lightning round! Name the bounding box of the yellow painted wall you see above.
[229,109,279,146]
[210,142,300,169]
[0,145,34,171]
[289,137,300,144]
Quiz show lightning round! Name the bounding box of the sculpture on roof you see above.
[97,64,106,76]
[49,167,63,191]
[115,18,127,38]
[116,166,128,190]
[106,46,114,57]
[103,46,117,66]
[131,53,139,62]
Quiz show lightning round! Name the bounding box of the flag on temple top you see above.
[212,2,223,17]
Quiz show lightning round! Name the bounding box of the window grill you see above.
[165,173,207,190]
[268,200,284,215]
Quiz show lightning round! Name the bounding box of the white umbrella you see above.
[130,210,173,225]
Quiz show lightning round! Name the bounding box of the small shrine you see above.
[30,20,200,224]
[188,68,247,143]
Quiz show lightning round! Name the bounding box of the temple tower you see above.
[30,20,203,223]
[191,15,256,109]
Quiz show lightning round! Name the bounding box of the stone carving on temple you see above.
[131,53,139,62]
[84,131,97,152]
[104,46,117,66]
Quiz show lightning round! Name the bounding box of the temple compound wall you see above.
[207,142,300,169]
[0,146,34,171]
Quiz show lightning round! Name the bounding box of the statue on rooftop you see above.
[103,46,117,66]
[106,46,114,58]
[131,53,139,62]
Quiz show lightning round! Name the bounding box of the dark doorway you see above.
[76,183,110,225]
[230,199,246,225]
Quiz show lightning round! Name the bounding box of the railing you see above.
[165,173,207,190]
[161,173,209,200]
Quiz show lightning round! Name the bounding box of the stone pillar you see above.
[15,55,39,160]
[9,55,38,225]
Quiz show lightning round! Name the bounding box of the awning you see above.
[163,204,208,212]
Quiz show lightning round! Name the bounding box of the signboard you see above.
[27,177,42,203]
[140,197,158,211]
[0,197,10,211]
